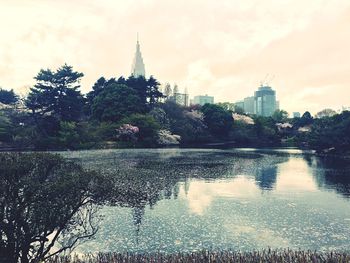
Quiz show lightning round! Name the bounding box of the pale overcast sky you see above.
[0,0,349,114]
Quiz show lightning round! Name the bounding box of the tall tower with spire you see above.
[131,34,146,77]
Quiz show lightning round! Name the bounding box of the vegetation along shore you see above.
[0,65,349,154]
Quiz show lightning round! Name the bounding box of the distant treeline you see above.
[0,64,349,153]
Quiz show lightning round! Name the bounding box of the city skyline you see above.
[1,0,350,114]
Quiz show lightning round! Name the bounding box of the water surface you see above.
[61,148,350,253]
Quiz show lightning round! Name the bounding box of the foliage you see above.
[91,84,143,122]
[26,64,84,123]
[307,111,350,152]
[149,107,170,130]
[315,108,337,119]
[295,111,314,127]
[216,102,235,111]
[157,130,181,145]
[201,104,233,138]
[0,112,12,141]
[118,114,160,147]
[160,101,210,144]
[46,250,350,263]
[272,109,289,123]
[0,153,108,262]
[58,122,80,149]
[0,88,19,105]
[233,106,244,115]
[116,124,139,143]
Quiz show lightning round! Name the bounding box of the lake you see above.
[61,148,350,253]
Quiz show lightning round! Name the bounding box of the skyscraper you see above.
[254,85,277,117]
[131,35,146,77]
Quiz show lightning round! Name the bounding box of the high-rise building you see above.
[131,36,146,77]
[193,95,214,106]
[243,96,255,114]
[254,85,277,117]
[233,100,244,111]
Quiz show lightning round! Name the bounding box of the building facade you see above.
[254,86,277,117]
[243,96,255,114]
[193,95,214,106]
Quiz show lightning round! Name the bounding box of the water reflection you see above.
[255,166,277,190]
[62,149,350,253]
[304,155,350,198]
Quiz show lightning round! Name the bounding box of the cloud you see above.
[0,0,349,113]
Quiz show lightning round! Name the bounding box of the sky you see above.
[0,0,349,114]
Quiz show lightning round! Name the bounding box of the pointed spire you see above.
[131,34,146,77]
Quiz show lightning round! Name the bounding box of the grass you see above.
[46,249,350,263]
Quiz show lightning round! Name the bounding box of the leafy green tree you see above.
[216,102,235,111]
[0,152,109,263]
[272,109,289,123]
[123,76,163,109]
[296,111,314,127]
[149,107,170,130]
[91,84,144,122]
[201,104,233,138]
[234,106,244,115]
[58,121,80,149]
[315,108,337,119]
[0,88,19,105]
[119,114,160,146]
[26,64,84,123]
[308,111,350,152]
[0,112,12,142]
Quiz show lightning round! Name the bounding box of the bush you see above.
[0,152,109,262]
[118,114,160,147]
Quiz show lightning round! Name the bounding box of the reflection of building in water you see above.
[255,166,278,190]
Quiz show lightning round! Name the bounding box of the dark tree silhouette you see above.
[0,88,19,105]
[0,153,107,263]
[26,64,84,122]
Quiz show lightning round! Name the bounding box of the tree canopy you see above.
[0,88,19,105]
[201,103,233,137]
[91,83,144,122]
[26,64,84,122]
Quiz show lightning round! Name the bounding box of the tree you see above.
[216,102,235,112]
[315,108,337,119]
[163,83,172,98]
[25,64,84,122]
[123,76,163,109]
[91,83,144,122]
[308,111,350,152]
[118,114,160,146]
[296,111,314,127]
[272,109,289,123]
[234,106,244,115]
[86,77,117,106]
[201,104,233,138]
[0,152,108,263]
[0,88,19,105]
[0,112,12,142]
